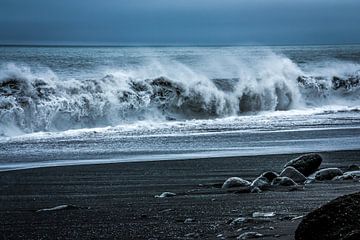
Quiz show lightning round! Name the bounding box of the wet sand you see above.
[1,150,360,239]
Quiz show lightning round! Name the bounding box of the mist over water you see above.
[1,45,360,170]
[1,46,360,135]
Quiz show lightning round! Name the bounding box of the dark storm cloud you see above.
[0,0,359,45]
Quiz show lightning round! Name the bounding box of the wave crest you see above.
[1,55,360,135]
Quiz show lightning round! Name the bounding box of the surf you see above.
[1,52,360,136]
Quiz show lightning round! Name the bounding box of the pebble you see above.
[237,232,263,239]
[155,192,176,198]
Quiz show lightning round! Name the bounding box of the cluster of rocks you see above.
[221,153,360,193]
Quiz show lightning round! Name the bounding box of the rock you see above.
[260,171,279,182]
[250,176,270,190]
[230,217,247,226]
[184,218,195,223]
[252,212,275,218]
[155,192,176,198]
[284,153,322,176]
[314,168,343,181]
[295,192,360,240]
[280,166,307,183]
[237,232,264,239]
[222,177,251,189]
[343,170,360,179]
[271,176,297,186]
[185,232,200,237]
[347,164,360,171]
[332,175,353,181]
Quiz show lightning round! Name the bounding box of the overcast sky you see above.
[0,0,359,45]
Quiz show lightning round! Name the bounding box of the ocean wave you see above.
[1,54,360,136]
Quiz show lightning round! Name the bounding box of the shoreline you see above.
[1,150,360,239]
[2,148,360,173]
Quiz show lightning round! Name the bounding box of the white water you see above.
[1,50,360,136]
[1,45,360,170]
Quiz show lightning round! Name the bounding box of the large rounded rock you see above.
[280,166,307,183]
[271,176,297,186]
[314,168,343,181]
[222,177,251,189]
[250,176,270,190]
[343,170,360,179]
[295,192,360,240]
[260,171,279,182]
[284,153,322,176]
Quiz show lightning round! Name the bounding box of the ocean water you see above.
[1,45,360,171]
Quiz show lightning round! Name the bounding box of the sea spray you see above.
[0,53,360,136]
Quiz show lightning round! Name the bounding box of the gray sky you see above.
[0,0,359,45]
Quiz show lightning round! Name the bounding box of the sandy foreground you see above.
[1,150,360,239]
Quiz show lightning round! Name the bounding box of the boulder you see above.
[295,192,360,240]
[280,166,307,183]
[284,153,322,176]
[260,171,279,182]
[222,177,251,189]
[314,168,343,181]
[343,171,360,179]
[250,176,270,190]
[271,176,297,186]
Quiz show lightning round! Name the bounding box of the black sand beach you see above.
[1,150,360,240]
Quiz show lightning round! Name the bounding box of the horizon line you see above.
[1,42,360,48]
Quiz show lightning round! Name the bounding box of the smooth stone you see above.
[284,153,322,176]
[295,192,360,240]
[260,171,279,182]
[237,232,264,239]
[280,166,307,183]
[272,176,297,186]
[155,192,176,198]
[343,171,360,179]
[332,175,353,181]
[250,176,270,190]
[230,217,247,226]
[222,177,251,189]
[252,212,275,218]
[314,168,343,181]
[184,218,194,223]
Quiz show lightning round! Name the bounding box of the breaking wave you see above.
[1,53,360,136]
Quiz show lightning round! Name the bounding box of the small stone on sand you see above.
[155,192,176,198]
[237,232,264,239]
